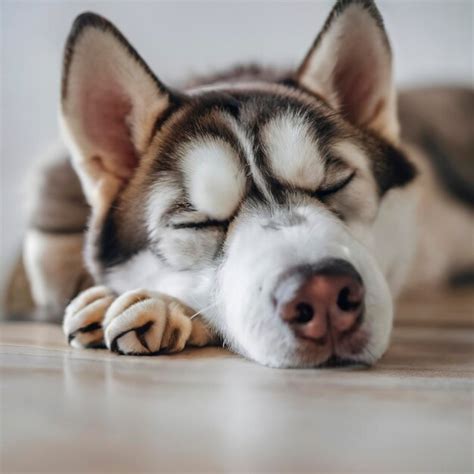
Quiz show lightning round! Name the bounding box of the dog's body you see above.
[16,0,473,367]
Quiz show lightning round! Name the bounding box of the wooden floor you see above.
[1,288,473,473]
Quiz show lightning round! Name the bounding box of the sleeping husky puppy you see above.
[21,0,474,367]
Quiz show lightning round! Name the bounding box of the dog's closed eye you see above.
[170,219,229,230]
[314,171,356,199]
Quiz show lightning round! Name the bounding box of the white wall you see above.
[1,0,472,292]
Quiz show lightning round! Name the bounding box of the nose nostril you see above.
[337,286,362,312]
[294,302,314,324]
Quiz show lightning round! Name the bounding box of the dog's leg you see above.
[64,288,216,354]
[22,145,92,319]
[23,230,92,320]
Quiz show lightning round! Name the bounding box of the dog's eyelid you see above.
[314,170,356,198]
[170,219,229,230]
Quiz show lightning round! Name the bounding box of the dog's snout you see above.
[275,259,365,344]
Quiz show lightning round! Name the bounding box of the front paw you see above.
[63,286,116,348]
[103,289,197,355]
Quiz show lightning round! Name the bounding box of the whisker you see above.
[190,301,218,320]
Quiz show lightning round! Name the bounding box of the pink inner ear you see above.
[81,82,138,179]
[334,64,376,125]
[332,35,386,127]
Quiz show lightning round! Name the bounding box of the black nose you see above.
[273,258,364,343]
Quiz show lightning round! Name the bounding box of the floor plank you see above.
[1,289,473,473]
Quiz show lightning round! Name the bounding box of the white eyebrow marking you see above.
[262,113,325,190]
[179,138,247,220]
[332,141,370,172]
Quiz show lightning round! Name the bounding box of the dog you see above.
[18,0,473,368]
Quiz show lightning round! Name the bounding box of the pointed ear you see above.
[296,0,399,142]
[60,12,181,209]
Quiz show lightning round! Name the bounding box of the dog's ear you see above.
[61,12,181,210]
[296,0,399,142]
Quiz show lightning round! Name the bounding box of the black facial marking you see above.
[250,118,287,204]
[369,138,417,195]
[97,208,128,267]
[96,204,147,269]
[189,91,242,119]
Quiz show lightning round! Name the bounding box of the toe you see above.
[105,298,167,354]
[161,303,192,352]
[64,289,115,348]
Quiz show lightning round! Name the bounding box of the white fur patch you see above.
[263,114,324,190]
[332,141,370,171]
[218,200,394,368]
[179,138,246,220]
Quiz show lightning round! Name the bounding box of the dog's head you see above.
[60,0,416,367]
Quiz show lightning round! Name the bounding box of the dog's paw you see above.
[103,289,197,355]
[63,286,116,348]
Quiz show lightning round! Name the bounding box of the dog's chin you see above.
[319,355,370,369]
[253,350,376,369]
[236,325,382,369]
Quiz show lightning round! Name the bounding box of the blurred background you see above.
[1,0,473,301]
